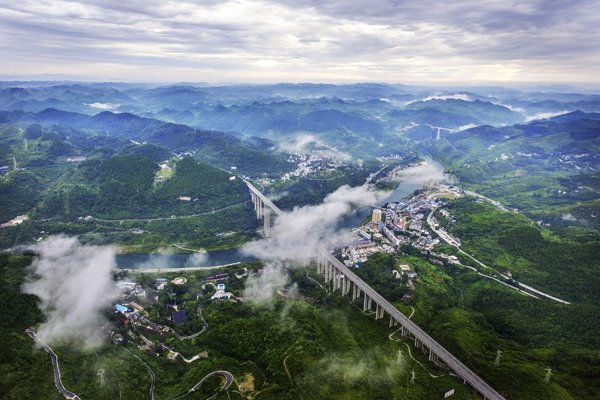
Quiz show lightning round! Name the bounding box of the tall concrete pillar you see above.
[263,206,270,238]
[375,304,381,319]
[352,283,357,300]
[367,297,372,310]
[415,337,420,348]
[257,199,263,219]
[363,295,369,311]
[377,305,384,319]
[429,349,435,361]
[389,316,395,328]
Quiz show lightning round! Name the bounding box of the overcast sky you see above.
[0,0,598,84]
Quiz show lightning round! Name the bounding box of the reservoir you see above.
[116,247,257,270]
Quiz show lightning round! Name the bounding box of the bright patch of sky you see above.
[0,0,598,84]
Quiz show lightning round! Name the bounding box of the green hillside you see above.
[430,114,600,232]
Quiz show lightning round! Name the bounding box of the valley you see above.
[1,81,599,400]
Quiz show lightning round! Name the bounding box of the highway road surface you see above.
[25,329,81,400]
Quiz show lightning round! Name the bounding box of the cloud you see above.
[277,134,321,154]
[406,93,472,105]
[130,246,176,270]
[21,235,119,349]
[456,123,478,131]
[243,161,447,266]
[242,261,291,307]
[242,184,382,263]
[525,110,572,122]
[561,213,577,222]
[277,133,352,162]
[0,0,598,84]
[185,251,208,267]
[386,160,450,189]
[86,102,120,111]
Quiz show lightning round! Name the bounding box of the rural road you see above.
[25,329,81,400]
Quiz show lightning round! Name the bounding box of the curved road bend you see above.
[122,346,156,400]
[172,370,234,400]
[25,329,81,400]
[168,306,209,340]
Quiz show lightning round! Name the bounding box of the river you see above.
[118,159,445,270]
[338,158,445,229]
[116,248,257,270]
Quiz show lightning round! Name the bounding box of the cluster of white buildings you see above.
[282,153,344,181]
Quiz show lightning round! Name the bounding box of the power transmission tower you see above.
[494,349,502,367]
[410,370,416,385]
[396,349,402,365]
[543,367,552,384]
[97,368,106,387]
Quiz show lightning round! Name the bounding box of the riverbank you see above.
[121,261,243,274]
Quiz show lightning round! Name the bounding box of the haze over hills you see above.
[1,80,599,400]
[1,0,600,398]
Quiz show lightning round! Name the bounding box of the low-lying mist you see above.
[22,235,119,350]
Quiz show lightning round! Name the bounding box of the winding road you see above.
[124,345,233,400]
[172,370,233,400]
[25,329,81,400]
[167,305,209,340]
[34,201,249,224]
[427,207,570,304]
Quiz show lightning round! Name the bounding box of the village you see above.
[107,184,467,362]
[109,266,255,360]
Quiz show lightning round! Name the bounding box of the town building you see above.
[371,208,382,224]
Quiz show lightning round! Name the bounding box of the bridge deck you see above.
[246,182,505,400]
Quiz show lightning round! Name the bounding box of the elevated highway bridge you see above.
[245,180,506,400]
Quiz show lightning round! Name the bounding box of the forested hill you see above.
[37,149,249,220]
[429,112,600,232]
[0,108,293,176]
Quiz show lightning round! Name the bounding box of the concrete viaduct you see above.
[246,180,506,400]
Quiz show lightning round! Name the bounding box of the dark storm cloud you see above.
[0,0,597,83]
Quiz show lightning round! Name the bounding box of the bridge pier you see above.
[428,349,437,362]
[415,338,421,348]
[343,277,350,296]
[263,206,271,238]
[363,295,370,312]
[375,303,385,319]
